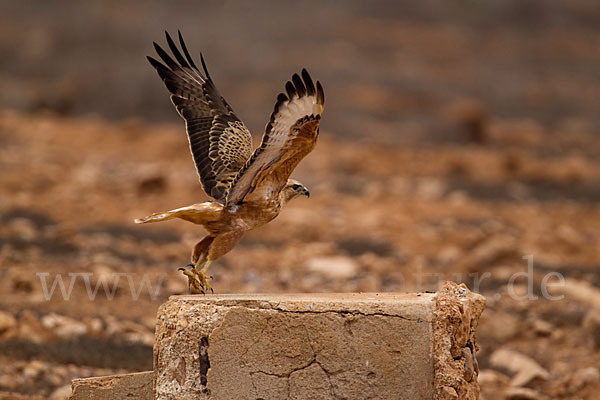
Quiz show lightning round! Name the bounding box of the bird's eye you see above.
[292,184,301,190]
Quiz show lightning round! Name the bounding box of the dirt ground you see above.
[1,109,599,399]
[1,1,600,399]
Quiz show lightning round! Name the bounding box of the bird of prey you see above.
[135,31,324,294]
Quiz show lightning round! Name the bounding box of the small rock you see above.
[503,387,542,400]
[490,348,549,387]
[106,318,154,346]
[583,310,600,348]
[531,319,553,337]
[468,234,516,269]
[0,371,19,390]
[47,369,66,386]
[478,311,520,343]
[548,278,600,311]
[441,98,488,143]
[478,368,510,387]
[437,245,462,265]
[41,313,87,340]
[84,317,104,336]
[0,310,17,335]
[50,384,72,400]
[556,225,586,249]
[415,178,446,200]
[18,311,54,343]
[10,268,34,293]
[439,386,459,399]
[306,256,359,279]
[9,217,40,240]
[569,367,600,392]
[23,359,46,379]
[52,364,70,379]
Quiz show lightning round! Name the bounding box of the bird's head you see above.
[281,179,310,204]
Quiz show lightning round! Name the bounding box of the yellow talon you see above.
[179,260,214,294]
[179,267,204,294]
[196,260,213,293]
[194,269,213,294]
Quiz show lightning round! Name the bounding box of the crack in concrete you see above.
[303,324,337,400]
[247,323,338,400]
[196,302,432,398]
[271,307,430,323]
[218,300,429,322]
[251,355,316,380]
[244,307,424,399]
[238,313,272,361]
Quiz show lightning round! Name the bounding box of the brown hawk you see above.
[135,31,325,293]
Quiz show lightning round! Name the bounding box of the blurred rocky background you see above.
[1,1,600,399]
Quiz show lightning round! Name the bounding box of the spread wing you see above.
[147,31,252,202]
[226,69,324,205]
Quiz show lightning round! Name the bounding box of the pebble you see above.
[490,348,549,387]
[478,312,520,343]
[23,359,46,379]
[306,256,359,279]
[569,367,600,392]
[18,311,54,343]
[0,310,17,335]
[548,278,600,310]
[503,387,543,400]
[9,217,40,240]
[531,319,553,337]
[84,317,104,336]
[583,310,600,348]
[50,384,73,400]
[478,368,509,387]
[41,313,88,340]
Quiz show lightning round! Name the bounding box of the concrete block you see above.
[154,282,485,400]
[70,371,152,400]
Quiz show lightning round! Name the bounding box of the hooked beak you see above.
[303,187,310,198]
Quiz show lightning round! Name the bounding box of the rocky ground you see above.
[0,108,599,399]
[1,1,600,399]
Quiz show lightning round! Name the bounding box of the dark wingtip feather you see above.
[165,31,189,68]
[178,30,199,71]
[147,56,170,76]
[153,42,179,70]
[147,55,161,68]
[285,81,296,99]
[276,92,288,104]
[291,73,306,96]
[301,69,315,96]
[200,53,211,80]
[273,92,289,115]
[316,81,325,105]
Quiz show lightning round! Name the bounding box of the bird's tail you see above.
[134,201,223,225]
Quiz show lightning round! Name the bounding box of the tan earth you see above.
[1,107,599,399]
[1,2,600,399]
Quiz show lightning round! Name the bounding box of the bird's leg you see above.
[178,235,215,294]
[192,259,213,294]
[178,265,205,294]
[184,227,244,295]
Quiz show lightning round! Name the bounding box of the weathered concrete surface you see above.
[154,283,485,400]
[433,283,486,400]
[70,371,152,400]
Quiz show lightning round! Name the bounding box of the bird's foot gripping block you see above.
[154,282,485,400]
